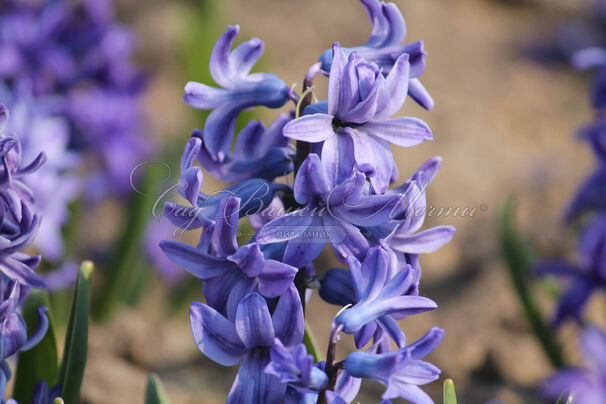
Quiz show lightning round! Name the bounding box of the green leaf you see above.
[12,290,58,403]
[499,199,564,367]
[145,373,171,404]
[57,261,94,404]
[303,323,322,363]
[443,379,457,404]
[93,162,159,320]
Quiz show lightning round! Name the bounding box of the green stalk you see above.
[499,199,564,367]
[92,164,157,320]
[57,261,94,403]
[303,322,322,362]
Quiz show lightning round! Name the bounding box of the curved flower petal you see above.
[408,78,434,110]
[159,240,233,280]
[189,302,247,366]
[404,327,445,359]
[390,226,456,254]
[257,213,315,244]
[227,349,285,404]
[0,255,45,288]
[0,313,26,360]
[283,114,334,143]
[228,243,265,278]
[19,306,49,352]
[375,53,410,118]
[294,154,332,203]
[328,44,349,116]
[272,284,304,348]
[235,293,275,349]
[321,130,355,187]
[257,259,297,297]
[363,117,432,147]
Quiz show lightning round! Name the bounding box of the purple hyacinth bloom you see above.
[0,107,45,288]
[332,247,437,346]
[284,45,432,193]
[0,280,48,361]
[318,0,433,110]
[189,287,304,404]
[265,338,328,392]
[67,89,149,198]
[183,25,290,162]
[257,154,411,267]
[536,215,606,327]
[192,113,294,183]
[161,196,297,319]
[164,136,276,232]
[541,326,606,402]
[343,327,444,403]
[0,279,49,398]
[0,0,149,201]
[0,84,81,261]
[0,1,75,94]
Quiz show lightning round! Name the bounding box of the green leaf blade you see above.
[499,199,564,367]
[145,373,171,404]
[57,261,94,404]
[443,379,457,404]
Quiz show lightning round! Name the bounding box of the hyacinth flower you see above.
[343,327,444,403]
[189,287,304,404]
[283,45,432,193]
[67,89,149,197]
[183,25,290,161]
[536,215,606,327]
[161,197,297,319]
[0,107,46,288]
[265,338,328,395]
[0,0,149,201]
[318,0,434,110]
[541,326,606,402]
[163,0,453,401]
[164,136,276,232]
[320,248,428,348]
[192,113,294,182]
[330,247,437,347]
[0,279,49,398]
[0,83,81,261]
[257,154,411,267]
[0,1,76,94]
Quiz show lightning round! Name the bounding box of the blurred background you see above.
[5,0,606,402]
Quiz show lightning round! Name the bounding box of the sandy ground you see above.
[77,0,601,402]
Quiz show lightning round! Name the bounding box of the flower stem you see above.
[318,323,343,404]
[294,62,322,175]
[499,199,565,367]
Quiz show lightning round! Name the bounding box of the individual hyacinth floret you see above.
[162,0,454,403]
